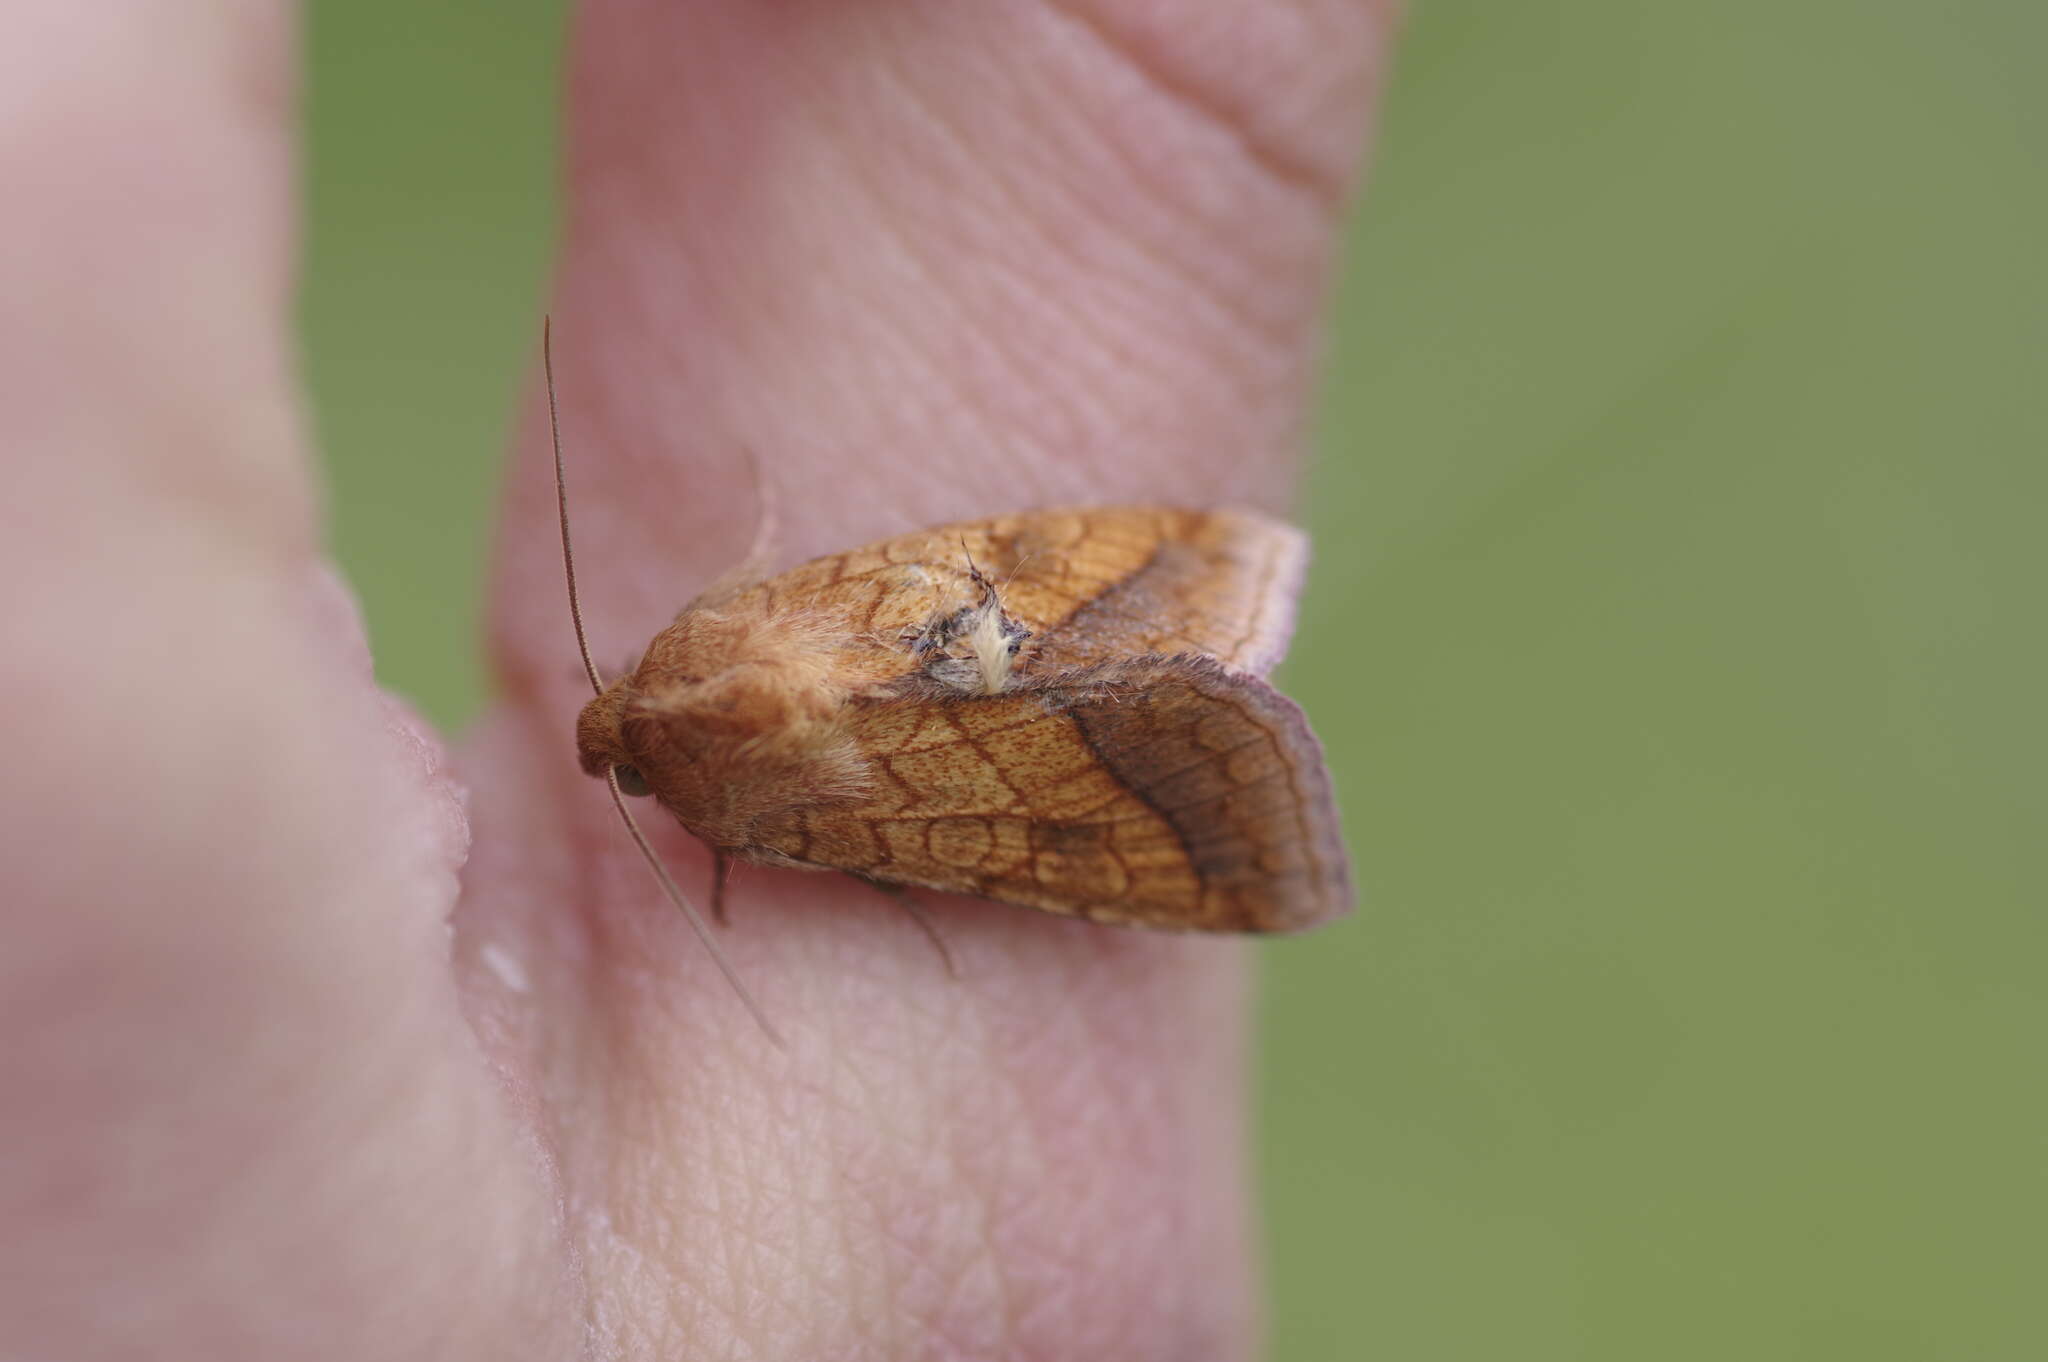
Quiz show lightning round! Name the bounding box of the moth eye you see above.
[613,765,652,797]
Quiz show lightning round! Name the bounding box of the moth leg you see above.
[854,876,958,979]
[709,847,733,927]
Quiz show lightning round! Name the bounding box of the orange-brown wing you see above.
[751,655,1353,932]
[714,507,1306,686]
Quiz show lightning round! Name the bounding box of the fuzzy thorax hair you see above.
[577,606,873,846]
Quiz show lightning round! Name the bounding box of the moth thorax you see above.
[962,601,1022,693]
[674,663,845,750]
[917,589,1031,696]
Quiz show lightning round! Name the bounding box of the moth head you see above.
[575,677,645,789]
[573,675,742,806]
[573,615,859,830]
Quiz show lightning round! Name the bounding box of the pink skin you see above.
[2,2,1390,1358]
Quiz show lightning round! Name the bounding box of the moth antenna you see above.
[545,317,604,697]
[958,539,995,597]
[679,448,782,610]
[550,322,780,1045]
[738,447,780,578]
[607,767,786,1047]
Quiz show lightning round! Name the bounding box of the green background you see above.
[305,3,2044,1358]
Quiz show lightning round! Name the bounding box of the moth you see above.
[545,327,1352,1037]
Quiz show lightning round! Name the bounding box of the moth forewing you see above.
[572,505,1353,937]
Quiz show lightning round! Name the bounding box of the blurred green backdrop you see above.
[305,3,2045,1358]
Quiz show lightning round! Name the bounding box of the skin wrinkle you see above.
[838,944,1035,1357]
[598,1107,748,1353]
[1017,5,1346,337]
[790,209,1117,513]
[576,965,725,1348]
[1015,962,1190,1356]
[827,917,1196,1351]
[986,1050,1093,1353]
[883,24,1318,457]
[1044,0,1389,211]
[865,30,1294,422]
[860,1077,1015,1357]
[797,103,1095,484]
[821,1006,960,1359]
[942,1004,1041,1357]
[1041,0,1340,209]
[581,938,903,1358]
[823,987,929,1335]
[1011,96,1318,372]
